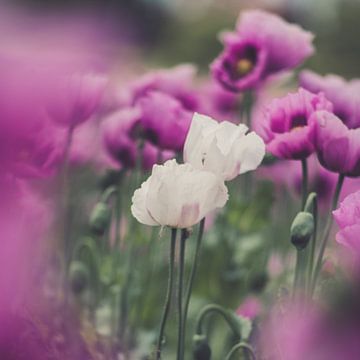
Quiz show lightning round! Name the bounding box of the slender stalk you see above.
[114,178,123,249]
[312,174,345,292]
[196,304,241,340]
[62,125,75,305]
[177,230,187,360]
[292,159,309,297]
[182,218,205,345]
[292,251,302,298]
[301,159,308,210]
[156,229,177,360]
[118,243,135,340]
[304,193,318,295]
[225,342,256,360]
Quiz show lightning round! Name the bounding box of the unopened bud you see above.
[89,202,111,236]
[69,261,89,295]
[290,211,314,250]
[193,334,211,360]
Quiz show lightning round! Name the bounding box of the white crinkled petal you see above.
[184,113,218,164]
[133,158,229,228]
[215,121,248,155]
[236,131,266,174]
[131,178,159,226]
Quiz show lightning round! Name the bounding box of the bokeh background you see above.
[2,1,360,359]
[7,0,360,77]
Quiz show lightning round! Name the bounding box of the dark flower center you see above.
[235,45,257,77]
[225,44,258,80]
[290,114,307,130]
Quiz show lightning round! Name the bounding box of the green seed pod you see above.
[89,202,111,236]
[290,211,314,250]
[193,334,211,360]
[69,261,89,295]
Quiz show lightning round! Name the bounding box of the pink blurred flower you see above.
[211,10,314,92]
[258,88,332,160]
[47,73,108,128]
[260,293,360,360]
[310,110,360,176]
[102,107,173,169]
[333,190,360,264]
[300,70,360,130]
[131,64,200,111]
[199,80,241,123]
[137,91,192,151]
[236,296,262,320]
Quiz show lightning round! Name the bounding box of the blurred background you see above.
[5,0,360,77]
[2,0,360,359]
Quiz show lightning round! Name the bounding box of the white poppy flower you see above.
[131,159,228,228]
[184,113,265,181]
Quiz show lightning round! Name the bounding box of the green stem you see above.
[311,174,345,292]
[177,230,187,360]
[118,243,135,341]
[156,229,177,360]
[62,125,74,304]
[301,159,308,210]
[196,304,241,340]
[292,251,302,298]
[114,178,123,249]
[304,193,318,295]
[241,90,254,127]
[225,342,256,360]
[291,159,309,298]
[182,218,205,346]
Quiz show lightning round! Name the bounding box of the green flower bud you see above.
[69,261,89,295]
[193,334,211,360]
[89,202,111,236]
[290,211,314,250]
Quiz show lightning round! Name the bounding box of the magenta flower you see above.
[309,110,360,176]
[47,73,108,128]
[102,108,140,169]
[300,70,360,130]
[236,296,262,320]
[333,190,360,263]
[102,107,173,169]
[131,64,199,111]
[259,298,360,360]
[211,10,314,92]
[258,88,332,159]
[199,80,241,123]
[137,91,192,151]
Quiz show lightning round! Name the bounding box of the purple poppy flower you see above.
[199,80,241,123]
[333,190,360,264]
[47,73,108,128]
[137,91,193,152]
[102,108,140,169]
[309,110,360,176]
[211,10,314,92]
[236,296,262,320]
[300,70,360,130]
[131,64,199,111]
[259,297,360,360]
[257,88,332,159]
[102,107,173,169]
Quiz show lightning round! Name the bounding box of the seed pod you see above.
[290,211,314,250]
[69,261,89,295]
[89,202,111,236]
[193,334,211,360]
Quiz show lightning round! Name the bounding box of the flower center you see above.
[236,59,254,76]
[290,114,307,130]
[234,45,257,78]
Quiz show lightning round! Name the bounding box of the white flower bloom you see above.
[184,113,265,181]
[131,159,228,228]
